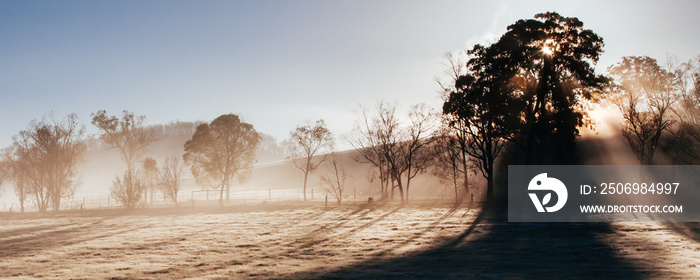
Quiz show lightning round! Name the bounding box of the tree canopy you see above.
[183,114,260,206]
[482,12,608,163]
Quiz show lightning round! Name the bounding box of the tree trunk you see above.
[453,167,459,205]
[219,183,225,207]
[462,161,469,196]
[405,178,411,204]
[486,175,494,203]
[303,169,309,201]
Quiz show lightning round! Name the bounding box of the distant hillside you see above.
[238,149,451,201]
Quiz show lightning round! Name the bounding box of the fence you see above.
[1,187,365,213]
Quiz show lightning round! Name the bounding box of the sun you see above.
[542,39,556,55]
[542,45,553,55]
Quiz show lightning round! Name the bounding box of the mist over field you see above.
[2,1,700,279]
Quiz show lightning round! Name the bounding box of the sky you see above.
[1,0,699,150]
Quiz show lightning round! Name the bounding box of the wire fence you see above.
[0,187,369,213]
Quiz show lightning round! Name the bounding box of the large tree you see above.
[442,12,607,202]
[6,114,86,212]
[284,119,333,201]
[183,114,260,207]
[488,12,608,163]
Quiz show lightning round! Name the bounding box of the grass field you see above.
[0,203,698,279]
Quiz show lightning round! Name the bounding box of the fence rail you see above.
[1,187,369,213]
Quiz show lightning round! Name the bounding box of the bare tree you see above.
[400,104,436,203]
[436,51,469,98]
[431,125,471,204]
[663,56,700,164]
[183,114,260,207]
[321,152,347,205]
[284,119,333,201]
[347,105,391,200]
[435,51,473,200]
[111,170,145,209]
[608,56,680,165]
[6,114,86,212]
[372,101,404,202]
[349,101,435,203]
[159,155,183,206]
[142,157,158,204]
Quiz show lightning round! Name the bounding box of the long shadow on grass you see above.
[663,222,700,243]
[0,219,148,258]
[299,204,644,280]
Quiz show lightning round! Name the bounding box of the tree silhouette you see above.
[431,126,471,204]
[487,12,608,163]
[443,68,519,202]
[183,114,260,207]
[435,52,472,200]
[284,119,333,201]
[442,12,607,201]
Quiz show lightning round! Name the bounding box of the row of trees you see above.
[1,110,191,212]
[3,11,698,211]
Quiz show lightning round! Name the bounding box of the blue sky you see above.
[1,0,699,148]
